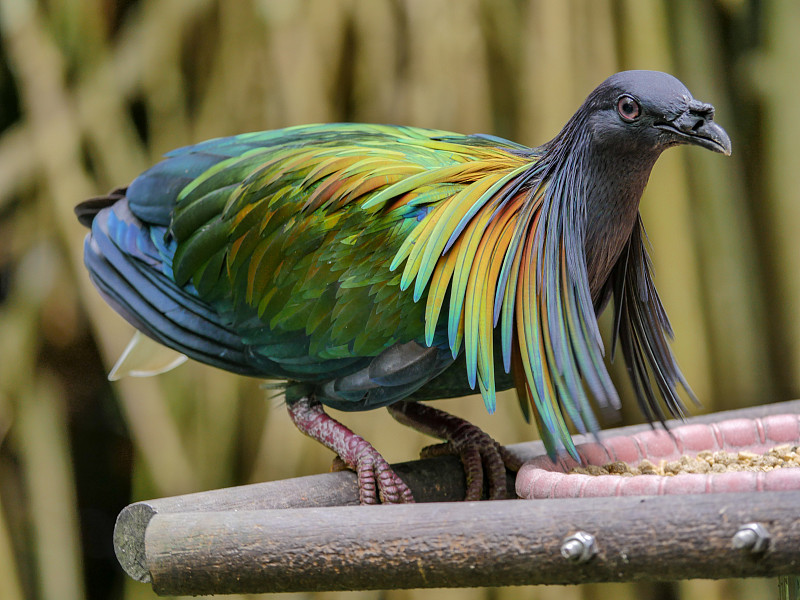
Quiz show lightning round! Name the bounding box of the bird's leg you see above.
[387,401,523,501]
[286,396,414,505]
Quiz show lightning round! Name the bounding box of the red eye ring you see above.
[617,95,641,122]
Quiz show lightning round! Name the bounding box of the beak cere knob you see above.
[667,101,732,156]
[676,102,715,134]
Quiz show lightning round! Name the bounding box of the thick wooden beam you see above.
[114,399,800,593]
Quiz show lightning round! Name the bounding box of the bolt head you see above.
[732,523,770,554]
[561,531,597,563]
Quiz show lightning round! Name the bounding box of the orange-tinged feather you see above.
[228,234,247,277]
[362,160,508,210]
[473,205,519,389]
[223,149,312,206]
[245,236,273,303]
[230,199,257,228]
[302,176,350,212]
[517,210,551,422]
[386,192,414,214]
[452,307,465,358]
[398,192,460,287]
[466,233,499,398]
[298,154,365,188]
[500,208,529,369]
[511,341,533,420]
[448,196,497,356]
[423,235,462,345]
[336,171,415,210]
[258,149,318,182]
[256,285,277,319]
[340,159,422,179]
[246,230,286,304]
[415,173,503,297]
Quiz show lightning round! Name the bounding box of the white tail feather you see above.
[108,331,188,380]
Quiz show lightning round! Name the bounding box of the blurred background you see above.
[0,0,797,598]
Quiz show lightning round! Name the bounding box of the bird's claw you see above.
[330,455,349,472]
[331,450,414,504]
[357,451,415,505]
[388,401,520,501]
[420,425,518,501]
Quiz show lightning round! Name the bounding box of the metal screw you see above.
[561,531,597,563]
[732,522,770,554]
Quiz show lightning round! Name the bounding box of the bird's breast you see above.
[580,150,656,299]
[583,190,643,300]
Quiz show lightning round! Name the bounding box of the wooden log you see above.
[113,454,488,583]
[143,491,800,595]
[114,399,800,590]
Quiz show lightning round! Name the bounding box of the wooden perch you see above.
[143,491,800,594]
[115,400,800,594]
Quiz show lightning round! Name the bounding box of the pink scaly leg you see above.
[287,396,414,505]
[387,401,522,501]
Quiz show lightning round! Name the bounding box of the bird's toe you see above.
[354,451,415,504]
[421,434,514,501]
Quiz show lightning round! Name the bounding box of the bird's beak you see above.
[656,105,732,156]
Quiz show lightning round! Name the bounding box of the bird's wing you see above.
[156,124,535,384]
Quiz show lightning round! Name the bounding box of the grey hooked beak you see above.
[656,102,732,156]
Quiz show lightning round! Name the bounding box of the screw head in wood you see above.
[732,522,770,554]
[561,531,597,563]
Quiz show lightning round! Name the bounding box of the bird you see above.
[76,70,731,504]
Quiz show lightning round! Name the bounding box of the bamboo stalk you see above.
[16,380,85,600]
[757,2,800,394]
[0,494,25,600]
[670,0,773,408]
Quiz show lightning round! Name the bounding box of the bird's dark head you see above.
[541,71,731,297]
[573,70,731,157]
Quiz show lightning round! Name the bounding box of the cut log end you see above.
[114,503,156,583]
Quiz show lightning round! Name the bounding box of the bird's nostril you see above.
[691,119,705,133]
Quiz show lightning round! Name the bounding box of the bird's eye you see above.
[617,95,641,122]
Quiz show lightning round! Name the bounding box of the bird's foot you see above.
[287,396,414,505]
[387,401,521,501]
[329,450,413,504]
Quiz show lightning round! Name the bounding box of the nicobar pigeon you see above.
[77,71,731,504]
